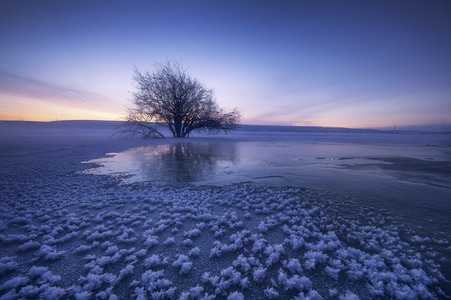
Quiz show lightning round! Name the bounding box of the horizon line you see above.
[1,119,450,133]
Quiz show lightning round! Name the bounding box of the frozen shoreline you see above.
[1,122,450,299]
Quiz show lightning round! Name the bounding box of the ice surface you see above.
[82,129,451,234]
[1,121,450,298]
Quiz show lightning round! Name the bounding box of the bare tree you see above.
[122,61,240,138]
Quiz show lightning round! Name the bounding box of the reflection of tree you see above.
[140,142,237,183]
[160,143,214,182]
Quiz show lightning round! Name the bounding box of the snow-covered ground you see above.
[1,121,450,299]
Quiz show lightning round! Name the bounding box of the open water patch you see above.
[81,141,447,187]
[81,142,242,185]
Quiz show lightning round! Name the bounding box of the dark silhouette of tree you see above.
[123,61,240,138]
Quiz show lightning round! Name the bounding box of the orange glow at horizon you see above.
[0,104,447,129]
[0,96,122,122]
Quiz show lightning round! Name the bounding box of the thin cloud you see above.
[0,70,109,108]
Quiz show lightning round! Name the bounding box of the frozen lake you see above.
[83,133,451,234]
[1,121,450,299]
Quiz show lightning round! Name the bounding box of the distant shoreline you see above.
[1,119,450,135]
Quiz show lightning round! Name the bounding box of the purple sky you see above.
[1,0,450,128]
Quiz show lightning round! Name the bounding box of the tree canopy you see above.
[124,62,240,138]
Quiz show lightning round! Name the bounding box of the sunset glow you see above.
[1,1,450,128]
